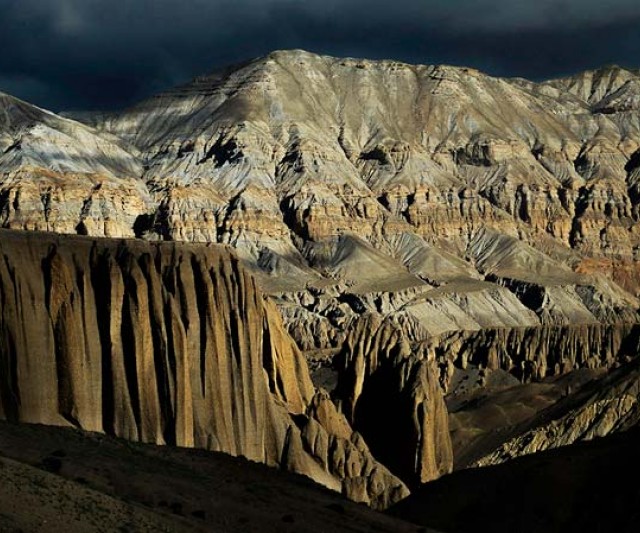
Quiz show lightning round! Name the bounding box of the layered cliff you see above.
[3,53,640,300]
[428,322,640,385]
[88,52,640,293]
[0,93,150,237]
[329,312,640,481]
[0,230,407,509]
[4,52,640,324]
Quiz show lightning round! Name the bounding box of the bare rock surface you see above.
[334,314,453,487]
[0,92,150,237]
[51,52,639,303]
[3,51,640,495]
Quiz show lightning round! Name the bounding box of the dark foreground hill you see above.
[389,427,640,533]
[0,420,427,533]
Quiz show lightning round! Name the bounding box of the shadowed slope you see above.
[0,421,428,533]
[389,428,640,533]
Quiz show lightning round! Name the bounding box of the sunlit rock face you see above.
[0,230,408,510]
[75,52,640,300]
[6,51,640,301]
[0,93,151,237]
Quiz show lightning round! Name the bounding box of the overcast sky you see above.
[2,0,639,111]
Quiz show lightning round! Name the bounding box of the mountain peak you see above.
[550,63,640,106]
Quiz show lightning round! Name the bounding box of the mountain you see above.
[90,52,640,286]
[2,50,640,513]
[0,92,150,237]
[77,52,640,347]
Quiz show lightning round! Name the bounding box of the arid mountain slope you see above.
[3,52,640,322]
[91,52,640,291]
[472,356,640,467]
[2,51,640,495]
[0,92,149,237]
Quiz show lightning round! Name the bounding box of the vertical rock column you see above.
[334,314,453,486]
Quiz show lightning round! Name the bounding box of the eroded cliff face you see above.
[0,230,407,509]
[6,53,620,300]
[334,314,453,487]
[0,93,150,238]
[3,52,640,492]
[428,323,640,385]
[4,53,640,301]
[326,311,640,485]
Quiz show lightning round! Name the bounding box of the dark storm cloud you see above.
[1,0,639,111]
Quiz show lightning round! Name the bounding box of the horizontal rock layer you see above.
[4,53,640,298]
[0,92,149,238]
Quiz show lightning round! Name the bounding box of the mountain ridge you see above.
[2,49,640,512]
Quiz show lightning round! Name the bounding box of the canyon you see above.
[1,49,640,529]
[0,231,407,509]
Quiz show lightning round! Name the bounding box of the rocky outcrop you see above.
[427,323,640,385]
[3,52,640,497]
[333,314,453,487]
[0,230,407,509]
[0,93,151,238]
[474,357,640,467]
[327,309,639,482]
